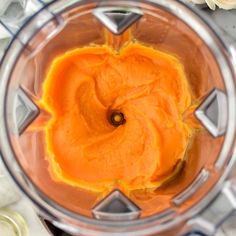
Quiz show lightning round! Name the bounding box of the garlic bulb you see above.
[189,0,236,10]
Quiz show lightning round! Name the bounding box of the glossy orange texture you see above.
[41,43,193,192]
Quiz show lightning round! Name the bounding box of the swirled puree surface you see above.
[41,43,193,192]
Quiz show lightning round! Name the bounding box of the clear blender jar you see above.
[0,0,236,235]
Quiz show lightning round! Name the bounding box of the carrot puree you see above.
[41,43,193,192]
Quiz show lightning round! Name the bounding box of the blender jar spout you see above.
[0,0,64,56]
[0,0,45,35]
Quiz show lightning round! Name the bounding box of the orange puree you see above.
[41,43,192,192]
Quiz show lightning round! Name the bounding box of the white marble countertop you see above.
[0,2,236,236]
[0,159,52,236]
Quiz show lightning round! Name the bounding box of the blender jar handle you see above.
[184,181,236,236]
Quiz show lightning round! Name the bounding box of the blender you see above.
[0,0,236,235]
